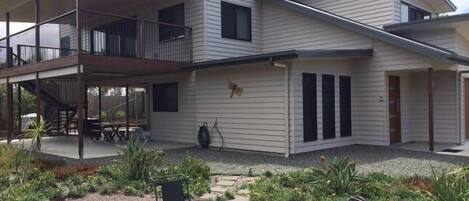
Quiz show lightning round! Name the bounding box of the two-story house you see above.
[1,0,469,159]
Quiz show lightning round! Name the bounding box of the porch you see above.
[8,135,194,159]
[386,68,466,151]
[0,0,194,159]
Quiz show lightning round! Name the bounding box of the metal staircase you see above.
[11,52,78,135]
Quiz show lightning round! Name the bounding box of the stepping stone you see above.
[218,180,236,186]
[237,189,250,195]
[212,186,228,193]
[232,196,249,201]
[222,176,240,181]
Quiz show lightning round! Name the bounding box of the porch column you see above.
[428,68,434,151]
[77,66,85,159]
[125,85,130,140]
[98,86,102,125]
[6,79,13,144]
[17,84,22,136]
[35,73,41,150]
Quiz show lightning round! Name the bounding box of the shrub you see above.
[429,168,469,201]
[310,157,361,196]
[158,156,211,196]
[118,135,165,181]
[224,191,235,200]
[97,181,118,195]
[123,185,145,197]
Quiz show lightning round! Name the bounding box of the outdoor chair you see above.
[149,175,190,201]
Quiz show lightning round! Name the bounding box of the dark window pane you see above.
[159,4,185,41]
[340,76,352,137]
[322,75,335,140]
[153,83,178,112]
[303,73,317,142]
[221,2,251,41]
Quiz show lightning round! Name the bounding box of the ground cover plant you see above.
[249,156,469,201]
[0,135,212,201]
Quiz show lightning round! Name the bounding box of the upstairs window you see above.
[401,3,431,23]
[221,2,252,41]
[159,4,185,41]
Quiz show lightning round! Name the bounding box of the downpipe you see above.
[270,58,291,158]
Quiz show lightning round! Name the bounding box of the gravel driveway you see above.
[163,145,469,177]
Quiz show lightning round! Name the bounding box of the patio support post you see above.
[84,84,88,135]
[428,68,434,151]
[17,84,22,136]
[98,86,102,124]
[35,73,41,150]
[125,85,130,140]
[35,0,40,62]
[76,0,82,54]
[6,79,13,144]
[77,66,84,159]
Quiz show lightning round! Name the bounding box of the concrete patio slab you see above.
[4,136,195,159]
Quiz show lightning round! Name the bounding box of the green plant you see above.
[429,168,469,201]
[118,135,164,181]
[158,156,211,196]
[311,157,361,196]
[123,185,144,197]
[224,191,235,200]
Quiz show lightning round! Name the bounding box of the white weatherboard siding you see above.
[150,72,197,144]
[298,0,395,27]
[195,64,287,153]
[290,60,355,154]
[204,0,262,60]
[355,40,433,146]
[398,71,458,144]
[401,30,456,52]
[262,1,373,53]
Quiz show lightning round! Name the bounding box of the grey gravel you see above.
[163,145,469,177]
[40,145,469,177]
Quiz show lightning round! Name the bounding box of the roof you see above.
[384,13,469,33]
[272,0,469,66]
[183,49,373,70]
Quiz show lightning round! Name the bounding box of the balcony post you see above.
[76,0,82,54]
[6,12,11,68]
[17,84,22,136]
[428,68,434,151]
[35,0,41,62]
[138,20,145,59]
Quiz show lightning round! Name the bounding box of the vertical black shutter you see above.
[303,73,317,142]
[340,76,352,137]
[322,74,335,140]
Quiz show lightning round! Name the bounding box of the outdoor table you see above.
[99,122,137,141]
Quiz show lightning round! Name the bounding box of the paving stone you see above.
[237,189,250,195]
[217,180,236,186]
[211,186,228,193]
[221,176,240,181]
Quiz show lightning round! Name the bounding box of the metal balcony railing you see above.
[0,9,193,70]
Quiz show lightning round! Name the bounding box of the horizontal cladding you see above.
[195,64,287,153]
[204,0,262,60]
[262,1,373,53]
[298,0,395,27]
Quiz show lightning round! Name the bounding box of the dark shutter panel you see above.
[302,73,317,142]
[322,75,335,140]
[340,76,352,137]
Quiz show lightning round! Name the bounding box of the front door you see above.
[465,79,469,140]
[389,76,401,144]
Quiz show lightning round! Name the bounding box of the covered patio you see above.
[8,136,194,159]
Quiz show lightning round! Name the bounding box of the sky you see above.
[451,0,469,14]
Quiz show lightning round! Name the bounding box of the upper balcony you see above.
[0,0,193,71]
